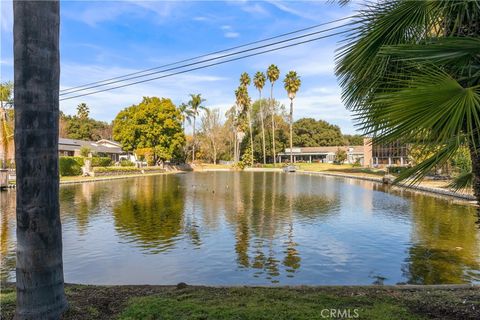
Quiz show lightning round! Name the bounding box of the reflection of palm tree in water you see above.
[235,172,250,268]
[283,174,301,275]
[185,174,201,247]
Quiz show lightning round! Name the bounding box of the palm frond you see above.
[447,171,474,191]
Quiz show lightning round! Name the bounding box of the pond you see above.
[1,172,479,285]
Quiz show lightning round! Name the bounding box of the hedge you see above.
[91,157,113,167]
[59,156,84,176]
[93,166,140,173]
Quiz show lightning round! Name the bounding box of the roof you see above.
[59,138,124,154]
[279,145,364,155]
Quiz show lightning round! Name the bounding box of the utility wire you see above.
[60,29,347,101]
[60,24,347,96]
[60,16,352,94]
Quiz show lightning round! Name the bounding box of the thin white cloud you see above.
[224,32,240,39]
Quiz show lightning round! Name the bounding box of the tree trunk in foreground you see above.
[14,1,67,319]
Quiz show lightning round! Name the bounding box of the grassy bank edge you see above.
[1,284,479,319]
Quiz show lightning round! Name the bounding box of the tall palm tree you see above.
[188,93,206,162]
[14,1,67,318]
[254,71,267,164]
[178,102,192,130]
[336,1,480,205]
[267,64,280,165]
[235,85,253,165]
[239,73,254,165]
[283,71,301,164]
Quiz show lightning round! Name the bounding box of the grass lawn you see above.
[1,284,479,319]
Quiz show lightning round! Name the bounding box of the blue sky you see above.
[1,0,360,133]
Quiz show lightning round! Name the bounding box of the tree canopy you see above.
[293,118,345,147]
[113,97,185,162]
[60,103,113,141]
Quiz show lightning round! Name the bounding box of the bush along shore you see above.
[1,284,479,320]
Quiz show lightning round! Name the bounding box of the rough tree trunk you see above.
[248,108,254,166]
[14,1,67,319]
[270,85,276,166]
[192,116,196,162]
[259,91,266,165]
[289,99,293,164]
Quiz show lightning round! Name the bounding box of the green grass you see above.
[119,287,425,320]
[2,285,478,319]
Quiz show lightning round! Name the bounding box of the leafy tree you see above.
[254,71,267,164]
[200,108,224,164]
[79,146,91,157]
[13,1,67,317]
[113,97,185,164]
[61,104,113,141]
[293,118,345,147]
[283,71,301,164]
[343,134,364,146]
[334,148,347,164]
[76,102,89,119]
[187,93,206,162]
[267,64,280,165]
[336,1,480,203]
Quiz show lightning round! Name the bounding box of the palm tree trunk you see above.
[259,92,266,165]
[470,143,480,205]
[270,84,276,166]
[192,116,196,162]
[248,108,254,166]
[289,99,293,164]
[14,1,67,319]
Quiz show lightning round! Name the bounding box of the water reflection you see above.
[113,176,185,253]
[1,172,479,285]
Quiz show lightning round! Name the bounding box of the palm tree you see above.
[336,1,480,204]
[187,93,206,162]
[178,102,192,130]
[254,71,267,164]
[0,82,14,169]
[239,73,254,165]
[283,71,301,164]
[14,1,67,318]
[267,64,280,165]
[235,85,253,165]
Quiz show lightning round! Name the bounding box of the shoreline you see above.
[6,167,476,203]
[1,283,478,319]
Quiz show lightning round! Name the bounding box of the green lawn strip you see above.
[119,287,425,320]
[2,285,478,320]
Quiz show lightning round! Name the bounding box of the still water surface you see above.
[1,172,479,285]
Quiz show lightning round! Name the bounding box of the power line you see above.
[60,29,347,101]
[60,16,352,94]
[60,24,348,96]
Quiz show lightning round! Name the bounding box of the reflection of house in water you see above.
[59,138,125,161]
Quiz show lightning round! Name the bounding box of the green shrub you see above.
[93,166,140,173]
[91,157,113,167]
[59,156,84,176]
[387,166,410,175]
[120,159,134,167]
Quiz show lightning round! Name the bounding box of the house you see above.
[278,146,365,165]
[58,138,125,161]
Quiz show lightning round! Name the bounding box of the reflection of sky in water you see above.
[1,172,479,285]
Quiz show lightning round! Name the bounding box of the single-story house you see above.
[278,146,365,165]
[59,138,125,161]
